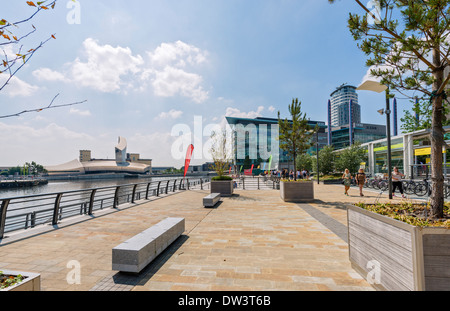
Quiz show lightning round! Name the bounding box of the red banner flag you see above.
[184,144,194,178]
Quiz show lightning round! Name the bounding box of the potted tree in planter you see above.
[278,98,317,202]
[328,0,450,290]
[208,128,234,197]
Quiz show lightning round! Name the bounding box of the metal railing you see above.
[232,176,280,190]
[0,177,209,239]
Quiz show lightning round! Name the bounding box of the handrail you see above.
[0,177,209,239]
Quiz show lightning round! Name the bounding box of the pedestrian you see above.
[356,168,366,197]
[297,169,301,180]
[342,169,352,196]
[392,167,406,198]
[302,168,307,179]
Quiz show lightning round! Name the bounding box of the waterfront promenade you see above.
[0,183,412,291]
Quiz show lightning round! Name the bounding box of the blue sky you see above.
[0,0,403,168]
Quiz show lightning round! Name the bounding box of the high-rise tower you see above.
[329,84,361,127]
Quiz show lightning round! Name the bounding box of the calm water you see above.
[0,175,208,199]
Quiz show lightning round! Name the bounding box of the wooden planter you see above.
[280,180,314,202]
[210,180,234,197]
[0,270,40,291]
[347,205,450,291]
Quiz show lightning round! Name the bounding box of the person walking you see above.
[342,169,352,196]
[392,167,406,198]
[356,168,366,197]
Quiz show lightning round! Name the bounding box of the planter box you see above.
[347,205,450,291]
[0,270,40,291]
[280,180,314,202]
[319,179,343,185]
[210,180,234,197]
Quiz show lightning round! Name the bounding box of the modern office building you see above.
[330,84,361,127]
[226,116,328,170]
[329,123,387,150]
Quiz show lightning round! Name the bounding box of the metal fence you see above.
[0,177,209,239]
[232,176,280,190]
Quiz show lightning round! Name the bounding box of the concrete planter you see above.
[348,205,450,291]
[280,180,314,202]
[0,270,40,291]
[210,180,234,197]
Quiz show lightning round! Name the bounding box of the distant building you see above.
[46,137,151,176]
[329,123,387,150]
[330,84,361,127]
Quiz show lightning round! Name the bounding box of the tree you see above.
[401,97,450,133]
[296,153,313,172]
[334,143,366,175]
[25,161,47,176]
[209,128,233,180]
[315,145,335,176]
[329,0,450,219]
[278,98,318,181]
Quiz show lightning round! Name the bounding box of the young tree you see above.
[209,128,233,180]
[334,143,366,175]
[329,0,450,218]
[401,97,450,133]
[278,98,318,181]
[317,145,335,176]
[296,153,313,172]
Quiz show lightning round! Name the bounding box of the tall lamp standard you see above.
[357,79,393,200]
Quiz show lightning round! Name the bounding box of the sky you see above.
[0,0,406,168]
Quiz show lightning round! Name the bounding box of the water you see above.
[0,175,208,199]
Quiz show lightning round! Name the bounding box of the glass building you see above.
[330,84,361,127]
[226,116,328,170]
[330,123,387,150]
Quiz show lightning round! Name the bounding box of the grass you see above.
[0,271,24,290]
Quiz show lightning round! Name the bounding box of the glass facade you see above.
[226,116,328,169]
[330,85,361,127]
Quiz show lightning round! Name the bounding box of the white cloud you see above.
[69,108,91,116]
[157,109,183,120]
[0,122,95,166]
[268,106,276,113]
[32,38,209,103]
[32,68,67,82]
[151,66,208,103]
[225,106,265,119]
[0,75,39,97]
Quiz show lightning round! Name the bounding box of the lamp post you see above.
[357,80,393,199]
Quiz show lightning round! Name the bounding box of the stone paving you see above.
[0,182,417,291]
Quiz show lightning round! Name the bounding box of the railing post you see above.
[187,180,190,190]
[88,189,96,215]
[145,183,151,199]
[0,199,10,239]
[113,186,120,208]
[173,180,177,192]
[179,179,183,190]
[200,178,203,190]
[166,180,170,194]
[31,211,36,228]
[53,193,63,225]
[131,184,138,203]
[156,181,162,197]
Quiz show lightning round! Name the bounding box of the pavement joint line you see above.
[297,203,349,243]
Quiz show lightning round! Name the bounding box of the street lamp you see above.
[357,79,393,200]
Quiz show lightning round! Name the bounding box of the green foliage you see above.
[209,129,233,178]
[296,153,313,172]
[211,175,233,181]
[0,271,24,290]
[355,202,450,228]
[278,98,317,180]
[401,97,450,133]
[334,142,366,174]
[314,145,335,175]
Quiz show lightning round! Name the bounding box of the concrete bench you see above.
[203,193,220,208]
[112,217,185,273]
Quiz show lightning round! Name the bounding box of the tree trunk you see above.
[430,48,445,219]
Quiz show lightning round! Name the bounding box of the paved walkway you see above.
[0,183,417,291]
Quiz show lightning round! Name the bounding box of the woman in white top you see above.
[392,167,406,198]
